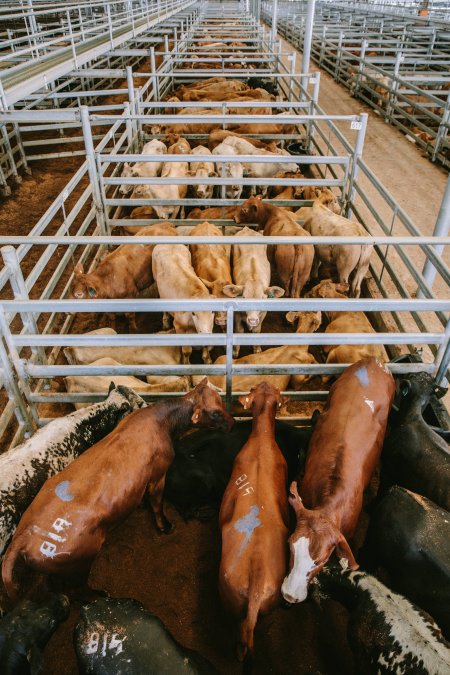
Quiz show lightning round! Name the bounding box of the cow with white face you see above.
[119,139,167,196]
[282,357,395,604]
[188,145,217,201]
[223,227,284,357]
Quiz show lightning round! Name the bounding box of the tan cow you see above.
[193,342,318,392]
[123,207,158,234]
[65,357,191,410]
[132,159,189,220]
[189,222,232,327]
[188,146,217,200]
[64,327,182,370]
[208,129,276,152]
[304,280,388,378]
[296,186,341,214]
[152,244,215,364]
[235,197,314,299]
[70,223,177,331]
[301,202,373,298]
[222,227,284,358]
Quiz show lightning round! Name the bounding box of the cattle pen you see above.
[0,0,449,674]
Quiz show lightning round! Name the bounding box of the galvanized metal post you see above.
[0,329,34,436]
[150,47,160,101]
[433,318,450,385]
[346,113,368,219]
[420,174,450,295]
[225,306,234,410]
[126,66,137,141]
[301,0,316,83]
[1,246,47,367]
[270,0,278,47]
[80,106,107,237]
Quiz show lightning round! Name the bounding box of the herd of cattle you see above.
[67,75,380,404]
[0,359,449,673]
[0,71,449,673]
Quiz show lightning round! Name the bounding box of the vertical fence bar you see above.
[420,174,450,295]
[80,105,107,236]
[225,305,234,411]
[1,246,47,367]
[346,113,368,219]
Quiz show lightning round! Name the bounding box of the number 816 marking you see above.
[85,632,126,657]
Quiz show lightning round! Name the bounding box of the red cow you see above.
[219,382,289,662]
[282,357,395,603]
[2,379,234,600]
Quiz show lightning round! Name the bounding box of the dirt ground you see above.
[0,30,448,675]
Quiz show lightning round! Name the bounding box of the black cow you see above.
[381,372,450,511]
[245,77,278,96]
[74,597,218,674]
[0,594,69,674]
[315,567,450,674]
[165,419,314,516]
[363,486,450,638]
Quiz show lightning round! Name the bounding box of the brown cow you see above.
[2,379,234,600]
[70,223,177,331]
[235,196,314,298]
[188,206,236,221]
[281,358,395,604]
[219,382,289,661]
[123,207,158,235]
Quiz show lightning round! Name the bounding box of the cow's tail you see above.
[2,535,24,600]
[238,593,260,666]
[351,243,372,297]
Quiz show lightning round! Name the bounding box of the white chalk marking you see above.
[364,398,375,413]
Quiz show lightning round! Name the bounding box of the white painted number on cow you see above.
[235,473,255,496]
[351,121,362,130]
[85,632,126,657]
[39,517,72,558]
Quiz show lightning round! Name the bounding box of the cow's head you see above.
[222,280,284,329]
[191,168,218,200]
[226,163,243,199]
[201,278,232,327]
[186,377,234,431]
[239,382,286,414]
[71,263,99,299]
[234,195,265,224]
[192,310,215,335]
[120,162,134,195]
[305,280,349,299]
[286,310,322,334]
[281,482,358,604]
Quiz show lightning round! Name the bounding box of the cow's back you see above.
[302,358,395,513]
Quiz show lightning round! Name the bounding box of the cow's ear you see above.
[286,311,299,325]
[266,286,285,298]
[335,535,359,570]
[191,408,201,424]
[256,194,263,201]
[288,481,305,515]
[74,263,84,275]
[222,284,243,298]
[238,392,254,409]
[124,162,129,169]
